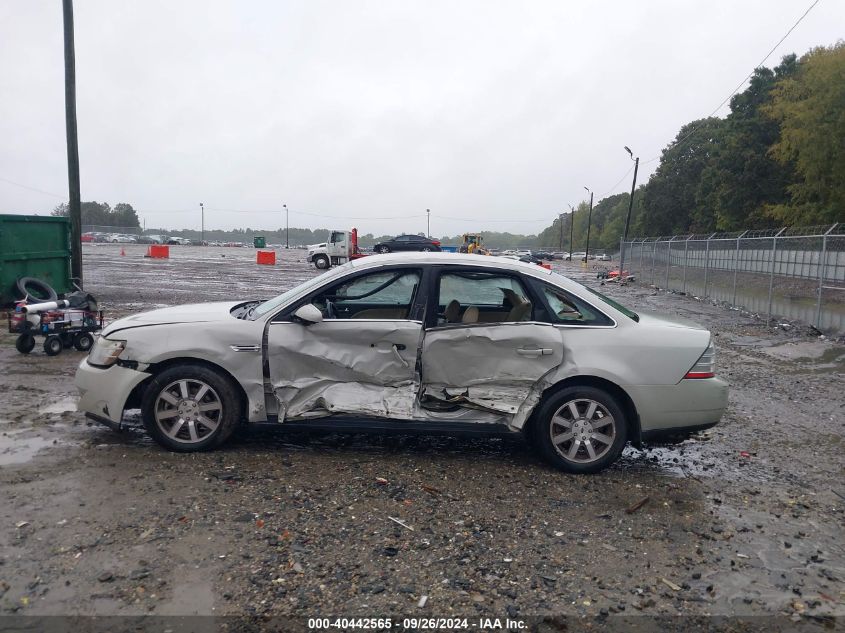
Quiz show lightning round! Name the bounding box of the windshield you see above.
[250,264,352,319]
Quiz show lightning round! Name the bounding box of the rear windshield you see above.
[584,287,639,322]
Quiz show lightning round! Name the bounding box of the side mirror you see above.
[292,303,323,325]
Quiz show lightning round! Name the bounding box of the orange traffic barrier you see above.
[120,247,126,256]
[147,245,169,258]
[540,262,552,270]
[256,250,276,265]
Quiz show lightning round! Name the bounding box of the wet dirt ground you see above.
[0,244,842,630]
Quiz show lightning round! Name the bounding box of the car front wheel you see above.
[142,364,241,452]
[376,245,390,253]
[531,385,627,474]
[313,254,330,269]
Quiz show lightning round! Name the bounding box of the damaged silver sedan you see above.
[75,253,727,473]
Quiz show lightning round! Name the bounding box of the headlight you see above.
[88,338,126,367]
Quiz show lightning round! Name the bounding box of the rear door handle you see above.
[516,347,552,357]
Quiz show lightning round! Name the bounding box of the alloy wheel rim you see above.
[154,379,222,444]
[549,398,616,463]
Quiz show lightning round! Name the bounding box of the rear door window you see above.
[436,271,532,324]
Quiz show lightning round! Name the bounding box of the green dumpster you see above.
[0,214,72,305]
[253,236,266,248]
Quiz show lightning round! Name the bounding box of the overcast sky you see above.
[1,1,842,235]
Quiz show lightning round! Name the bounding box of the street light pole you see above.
[200,203,204,245]
[620,146,640,279]
[568,204,575,260]
[558,213,564,252]
[284,204,289,249]
[427,209,430,238]
[583,187,594,264]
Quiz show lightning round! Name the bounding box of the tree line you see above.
[52,201,142,228]
[538,43,844,250]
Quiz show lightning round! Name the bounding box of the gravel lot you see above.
[0,245,843,631]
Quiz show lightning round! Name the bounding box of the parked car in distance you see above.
[81,232,95,243]
[167,237,191,245]
[108,233,137,243]
[595,252,611,261]
[75,252,727,474]
[373,235,441,253]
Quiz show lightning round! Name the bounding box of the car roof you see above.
[348,251,554,278]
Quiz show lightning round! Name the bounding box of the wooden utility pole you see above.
[63,0,82,286]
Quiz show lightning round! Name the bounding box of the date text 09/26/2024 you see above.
[307,617,527,630]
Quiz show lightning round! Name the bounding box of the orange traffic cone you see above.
[120,247,125,256]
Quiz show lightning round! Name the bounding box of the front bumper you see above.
[75,358,151,427]
[626,376,729,433]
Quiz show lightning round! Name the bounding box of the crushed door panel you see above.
[420,323,563,415]
[267,320,422,420]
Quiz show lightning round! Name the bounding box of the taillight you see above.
[685,340,715,379]
[432,240,441,246]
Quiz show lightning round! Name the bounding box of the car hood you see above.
[103,301,243,336]
[635,310,707,331]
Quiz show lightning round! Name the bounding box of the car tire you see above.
[531,385,627,474]
[15,334,36,354]
[16,277,58,302]
[73,332,94,352]
[141,364,241,452]
[313,255,330,270]
[422,246,432,252]
[43,334,63,356]
[376,246,390,254]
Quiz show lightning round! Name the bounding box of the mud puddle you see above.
[39,396,79,415]
[0,429,61,466]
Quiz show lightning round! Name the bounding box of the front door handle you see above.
[517,347,552,357]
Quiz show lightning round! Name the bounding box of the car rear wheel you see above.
[531,385,627,474]
[422,246,432,252]
[142,364,241,452]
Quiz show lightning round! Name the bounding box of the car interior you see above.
[310,270,421,320]
[436,272,533,325]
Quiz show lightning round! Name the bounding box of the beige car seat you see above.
[506,297,532,322]
[461,306,479,323]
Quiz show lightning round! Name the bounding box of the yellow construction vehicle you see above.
[458,233,490,255]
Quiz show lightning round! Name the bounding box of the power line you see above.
[432,214,549,223]
[598,163,635,199]
[642,0,822,165]
[0,176,66,199]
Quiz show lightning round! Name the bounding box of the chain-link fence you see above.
[620,223,845,335]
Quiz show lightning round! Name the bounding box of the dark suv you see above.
[373,234,441,253]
